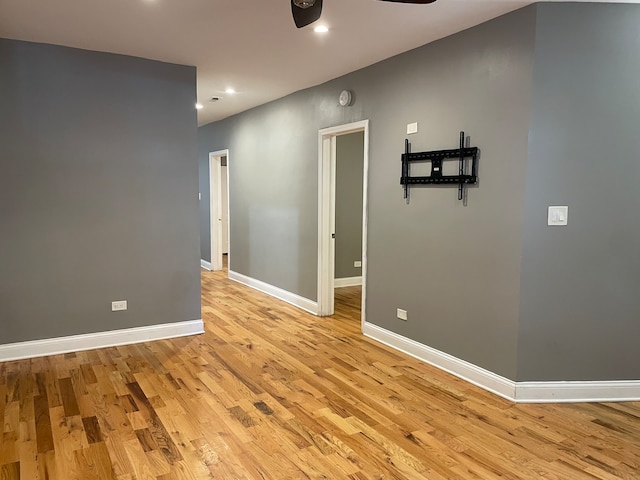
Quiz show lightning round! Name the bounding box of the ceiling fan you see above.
[291,0,436,28]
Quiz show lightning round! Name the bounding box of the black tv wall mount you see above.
[400,131,478,201]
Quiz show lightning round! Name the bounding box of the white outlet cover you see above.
[396,308,408,321]
[407,122,418,135]
[111,300,128,311]
[354,260,362,268]
[548,206,568,226]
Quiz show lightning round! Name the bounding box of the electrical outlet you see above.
[111,300,127,312]
[354,260,362,268]
[396,308,408,321]
[407,122,418,135]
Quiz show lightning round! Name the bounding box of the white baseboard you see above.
[363,322,640,403]
[334,276,362,288]
[201,259,212,270]
[363,322,516,400]
[0,319,204,363]
[228,270,318,315]
[515,381,640,403]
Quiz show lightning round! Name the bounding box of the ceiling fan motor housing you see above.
[293,0,316,8]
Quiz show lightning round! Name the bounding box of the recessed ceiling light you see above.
[195,103,203,110]
[225,88,236,94]
[314,25,329,33]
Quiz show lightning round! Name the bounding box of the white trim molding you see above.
[334,276,362,288]
[363,322,640,403]
[515,381,640,403]
[229,270,318,315]
[363,322,516,400]
[0,320,204,363]
[201,259,212,270]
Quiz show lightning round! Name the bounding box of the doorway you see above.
[209,149,230,272]
[317,120,369,328]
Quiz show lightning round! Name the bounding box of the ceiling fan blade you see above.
[291,0,323,28]
[379,0,437,3]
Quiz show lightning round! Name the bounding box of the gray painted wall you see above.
[362,8,535,380]
[0,39,201,344]
[199,6,536,378]
[335,132,364,280]
[517,3,640,381]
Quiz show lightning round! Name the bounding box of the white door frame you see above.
[209,149,231,272]
[317,120,369,327]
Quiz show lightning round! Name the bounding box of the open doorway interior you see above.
[221,158,229,268]
[334,131,365,319]
[209,150,230,272]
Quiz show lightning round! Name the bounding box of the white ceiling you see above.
[0,0,635,126]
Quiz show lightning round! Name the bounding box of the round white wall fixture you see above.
[339,90,352,107]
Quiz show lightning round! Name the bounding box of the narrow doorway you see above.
[334,131,365,320]
[209,149,230,273]
[318,120,369,328]
[220,159,229,269]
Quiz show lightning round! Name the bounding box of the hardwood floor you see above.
[1,269,639,479]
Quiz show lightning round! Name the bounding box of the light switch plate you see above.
[407,122,418,135]
[548,206,568,226]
